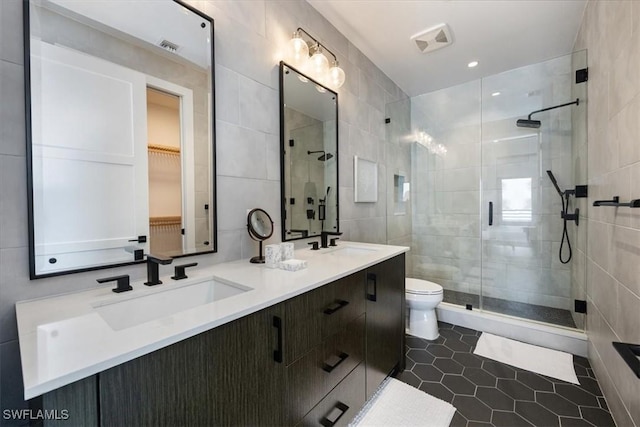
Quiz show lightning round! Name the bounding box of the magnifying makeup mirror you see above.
[247,208,274,263]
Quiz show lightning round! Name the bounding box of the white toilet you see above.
[406,278,444,340]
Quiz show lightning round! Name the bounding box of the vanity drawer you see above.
[285,271,365,363]
[286,314,365,424]
[297,362,366,427]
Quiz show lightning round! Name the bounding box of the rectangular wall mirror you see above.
[279,62,339,241]
[25,0,216,278]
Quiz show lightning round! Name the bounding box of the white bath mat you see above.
[349,377,456,427]
[473,333,579,384]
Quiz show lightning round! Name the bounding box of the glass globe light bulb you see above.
[309,44,329,82]
[286,31,309,69]
[328,61,346,89]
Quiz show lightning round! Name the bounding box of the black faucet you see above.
[320,231,342,249]
[97,275,132,293]
[144,254,173,286]
[172,262,198,280]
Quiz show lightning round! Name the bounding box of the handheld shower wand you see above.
[546,170,577,264]
[546,170,564,198]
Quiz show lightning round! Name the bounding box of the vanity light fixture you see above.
[286,27,345,89]
[310,43,330,81]
[286,29,309,69]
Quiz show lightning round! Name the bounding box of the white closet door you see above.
[31,41,149,274]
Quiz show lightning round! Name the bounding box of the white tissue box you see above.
[265,244,282,268]
[281,242,295,261]
[279,259,307,272]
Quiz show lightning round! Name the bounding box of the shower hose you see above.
[559,194,572,264]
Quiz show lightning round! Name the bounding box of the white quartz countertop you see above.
[16,242,408,399]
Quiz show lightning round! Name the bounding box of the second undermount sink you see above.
[325,245,379,256]
[93,279,251,331]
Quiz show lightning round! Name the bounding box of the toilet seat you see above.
[406,278,443,296]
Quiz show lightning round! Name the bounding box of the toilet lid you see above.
[406,278,443,295]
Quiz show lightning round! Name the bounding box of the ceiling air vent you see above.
[410,23,453,54]
[159,39,179,53]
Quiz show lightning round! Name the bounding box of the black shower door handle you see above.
[488,202,493,226]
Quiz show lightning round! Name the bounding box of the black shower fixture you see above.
[307,150,333,161]
[516,98,580,128]
[546,170,588,264]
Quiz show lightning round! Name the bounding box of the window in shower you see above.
[500,177,532,223]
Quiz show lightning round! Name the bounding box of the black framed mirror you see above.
[24,0,216,278]
[279,62,339,242]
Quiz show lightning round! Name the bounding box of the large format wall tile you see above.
[0,0,22,66]
[580,1,640,425]
[0,61,25,157]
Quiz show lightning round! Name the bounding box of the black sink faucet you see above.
[320,231,342,249]
[144,254,173,286]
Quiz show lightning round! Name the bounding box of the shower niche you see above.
[279,62,339,241]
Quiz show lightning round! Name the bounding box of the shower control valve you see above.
[561,208,579,226]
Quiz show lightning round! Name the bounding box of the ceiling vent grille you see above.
[410,23,453,54]
[159,39,179,53]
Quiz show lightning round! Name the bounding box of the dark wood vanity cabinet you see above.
[99,302,286,426]
[364,254,406,398]
[39,254,405,427]
[283,271,367,425]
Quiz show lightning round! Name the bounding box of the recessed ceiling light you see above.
[467,61,479,68]
[491,91,501,97]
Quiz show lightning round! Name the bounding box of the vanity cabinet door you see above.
[206,303,285,426]
[365,254,405,398]
[99,303,285,426]
[99,329,212,426]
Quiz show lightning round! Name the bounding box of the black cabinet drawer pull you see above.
[323,300,349,315]
[366,273,377,301]
[273,316,283,363]
[322,352,349,373]
[320,401,349,427]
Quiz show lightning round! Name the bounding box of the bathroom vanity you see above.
[16,243,407,426]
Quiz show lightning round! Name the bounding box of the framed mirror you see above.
[279,62,339,241]
[25,0,216,278]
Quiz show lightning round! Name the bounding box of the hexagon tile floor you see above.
[394,322,616,427]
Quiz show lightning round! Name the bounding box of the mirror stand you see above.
[247,208,274,264]
[250,241,265,264]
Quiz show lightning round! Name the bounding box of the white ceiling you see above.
[308,0,587,97]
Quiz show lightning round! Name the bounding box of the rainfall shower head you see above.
[516,98,580,129]
[307,150,333,161]
[516,119,541,128]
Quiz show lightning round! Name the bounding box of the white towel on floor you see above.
[350,378,456,427]
[474,332,579,384]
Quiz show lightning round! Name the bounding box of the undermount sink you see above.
[325,245,379,256]
[94,279,251,331]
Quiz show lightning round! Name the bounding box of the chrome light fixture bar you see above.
[286,27,345,90]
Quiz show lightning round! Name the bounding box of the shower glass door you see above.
[479,52,587,329]
[387,50,587,331]
[408,81,483,309]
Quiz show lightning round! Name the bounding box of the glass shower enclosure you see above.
[386,51,587,330]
